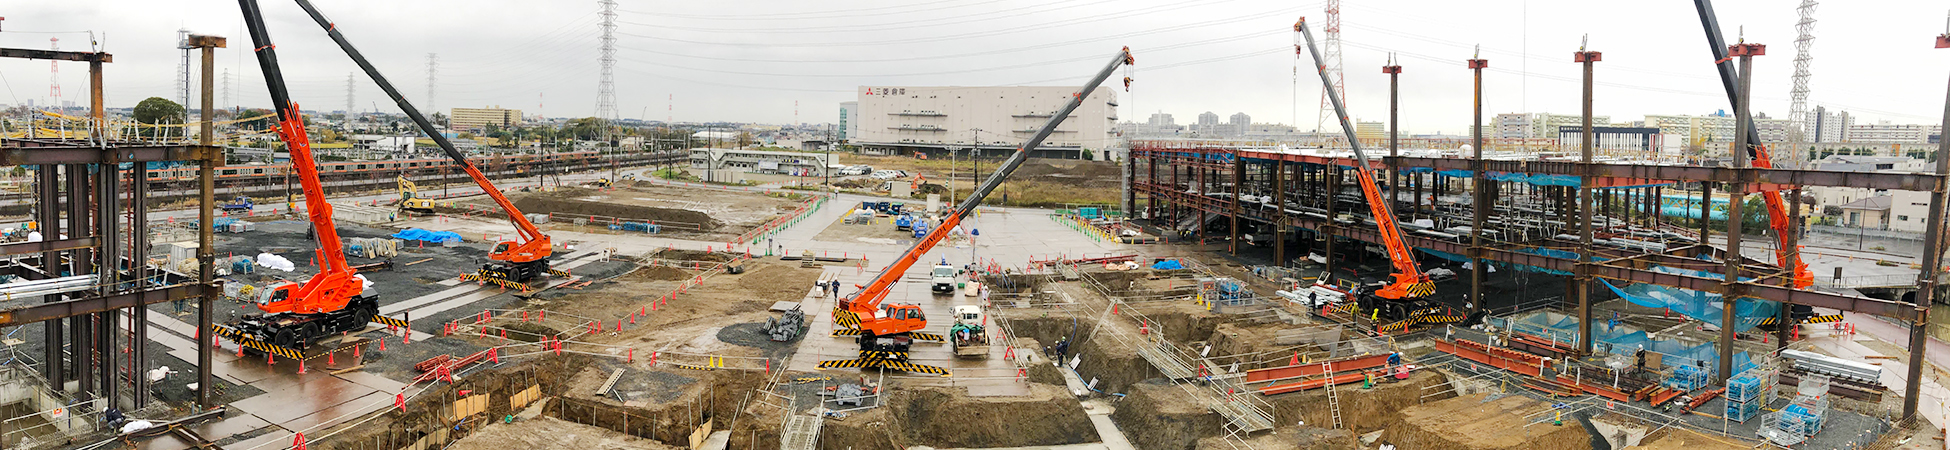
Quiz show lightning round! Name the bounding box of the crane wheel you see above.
[273,328,297,349]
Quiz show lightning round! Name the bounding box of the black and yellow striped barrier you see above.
[209,324,305,360]
[817,351,949,376]
[374,314,410,329]
[1403,282,1436,298]
[833,308,862,329]
[1754,314,1845,326]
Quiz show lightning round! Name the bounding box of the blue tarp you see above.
[391,228,463,243]
[1596,265,1778,333]
[1151,260,1184,270]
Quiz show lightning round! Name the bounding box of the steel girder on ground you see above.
[1132,182,1919,321]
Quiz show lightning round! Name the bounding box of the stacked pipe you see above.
[0,275,101,298]
[1781,349,1883,384]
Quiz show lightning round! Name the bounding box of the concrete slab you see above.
[135,432,197,450]
[190,413,271,441]
[232,373,378,425]
[223,427,294,450]
[277,391,390,432]
[333,369,409,393]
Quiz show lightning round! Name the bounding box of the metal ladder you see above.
[1323,362,1343,429]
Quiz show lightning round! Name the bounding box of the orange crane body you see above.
[831,48,1134,364]
[1296,18,1433,301]
[289,0,552,280]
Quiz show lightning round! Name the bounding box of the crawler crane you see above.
[820,48,1135,376]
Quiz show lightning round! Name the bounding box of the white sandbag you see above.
[256,253,296,272]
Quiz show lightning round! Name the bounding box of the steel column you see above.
[1576,49,1600,354]
[192,35,224,410]
[1324,167,1340,275]
[36,165,62,388]
[1904,32,1950,420]
[1275,159,1287,265]
[1231,153,1242,255]
[1469,56,1488,314]
[1719,49,1757,383]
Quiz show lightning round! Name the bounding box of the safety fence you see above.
[734,194,833,246]
[0,366,99,450]
[1050,212,1119,243]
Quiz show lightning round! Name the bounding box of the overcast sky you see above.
[2,0,1946,134]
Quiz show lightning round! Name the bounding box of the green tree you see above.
[133,97,184,137]
[565,117,608,140]
[237,108,275,130]
[431,112,448,127]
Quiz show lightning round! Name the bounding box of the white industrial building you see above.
[852,85,1118,159]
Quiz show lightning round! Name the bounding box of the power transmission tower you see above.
[47,38,59,109]
[178,29,192,119]
[345,72,356,125]
[426,53,438,113]
[1313,0,1346,146]
[596,0,619,122]
[221,69,231,113]
[1787,0,1817,168]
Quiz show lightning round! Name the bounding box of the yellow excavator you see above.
[397,175,443,215]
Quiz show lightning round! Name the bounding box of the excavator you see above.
[221,0,380,351]
[820,48,1135,376]
[1295,19,1457,332]
[288,0,557,283]
[397,176,440,215]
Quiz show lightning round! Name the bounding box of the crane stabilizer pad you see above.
[1377,319,1415,334]
[1419,315,1468,325]
[547,268,574,277]
[373,314,410,329]
[1403,282,1436,298]
[208,324,305,360]
[908,332,946,342]
[817,355,949,377]
[462,273,532,292]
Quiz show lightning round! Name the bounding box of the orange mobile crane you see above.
[289,0,555,282]
[226,0,378,350]
[1295,19,1446,328]
[819,48,1135,376]
[1692,0,1814,290]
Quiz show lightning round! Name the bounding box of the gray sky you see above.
[2,0,1945,134]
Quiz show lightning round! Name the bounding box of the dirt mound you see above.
[886,385,1098,448]
[626,265,691,281]
[736,264,819,299]
[1385,393,1592,449]
[513,196,720,230]
[655,249,730,262]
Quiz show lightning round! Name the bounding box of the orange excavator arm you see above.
[290,0,549,264]
[845,48,1135,316]
[240,0,362,314]
[1297,18,1432,300]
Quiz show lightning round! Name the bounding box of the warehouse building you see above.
[852,86,1117,160]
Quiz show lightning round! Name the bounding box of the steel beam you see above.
[0,284,208,327]
[0,238,99,257]
[0,142,220,165]
[0,48,111,62]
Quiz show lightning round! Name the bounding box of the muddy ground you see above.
[449,416,681,450]
[456,185,804,240]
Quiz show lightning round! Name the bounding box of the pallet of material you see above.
[1780,369,1884,402]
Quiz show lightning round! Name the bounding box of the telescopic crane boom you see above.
[1692,0,1813,288]
[290,0,554,282]
[1295,18,1434,302]
[822,47,1134,376]
[230,0,378,350]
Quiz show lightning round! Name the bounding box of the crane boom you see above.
[289,0,551,268]
[845,48,1134,314]
[1691,0,1813,288]
[1295,18,1431,300]
[238,0,363,314]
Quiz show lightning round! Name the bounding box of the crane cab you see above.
[862,303,927,337]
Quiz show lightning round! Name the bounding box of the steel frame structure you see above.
[0,44,222,413]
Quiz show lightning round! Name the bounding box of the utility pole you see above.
[1467,48,1488,314]
[1575,41,1601,355]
